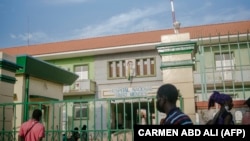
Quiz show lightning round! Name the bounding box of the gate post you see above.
[23,75,30,122]
[156,33,197,123]
[0,52,22,135]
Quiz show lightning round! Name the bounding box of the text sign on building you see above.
[111,87,151,98]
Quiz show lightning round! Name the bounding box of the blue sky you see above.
[1,0,250,48]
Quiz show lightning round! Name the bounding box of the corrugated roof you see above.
[1,20,249,56]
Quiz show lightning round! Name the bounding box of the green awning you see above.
[16,54,78,85]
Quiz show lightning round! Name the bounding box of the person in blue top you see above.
[207,91,234,125]
[156,83,193,125]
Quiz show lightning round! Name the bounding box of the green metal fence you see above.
[194,31,250,101]
[0,96,183,141]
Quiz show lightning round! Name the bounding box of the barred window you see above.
[215,52,234,70]
[73,103,88,119]
[108,57,155,79]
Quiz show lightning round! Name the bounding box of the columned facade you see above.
[156,33,197,122]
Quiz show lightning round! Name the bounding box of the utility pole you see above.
[27,16,30,46]
[170,0,180,34]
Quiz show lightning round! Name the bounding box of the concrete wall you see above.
[0,52,18,131]
[29,77,63,101]
[159,33,197,123]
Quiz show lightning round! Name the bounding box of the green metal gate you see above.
[0,96,183,141]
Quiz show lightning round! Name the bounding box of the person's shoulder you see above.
[225,111,233,117]
[174,113,193,125]
[220,110,232,117]
[36,122,45,129]
[21,121,28,125]
[180,111,192,119]
[21,120,31,126]
[177,119,193,125]
[180,113,193,124]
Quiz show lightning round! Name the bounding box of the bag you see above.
[24,122,38,137]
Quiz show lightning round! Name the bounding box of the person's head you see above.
[82,125,87,130]
[32,109,42,121]
[208,91,233,110]
[244,97,250,108]
[74,127,79,131]
[72,127,79,134]
[156,84,179,114]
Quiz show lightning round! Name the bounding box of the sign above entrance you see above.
[111,98,152,103]
[101,86,158,98]
[111,87,151,98]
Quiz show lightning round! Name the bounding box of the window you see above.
[215,52,234,81]
[74,65,89,90]
[108,57,156,79]
[150,58,155,75]
[137,58,155,76]
[122,61,126,77]
[143,59,148,75]
[108,60,126,78]
[74,65,89,80]
[73,103,88,119]
[215,52,234,70]
[109,62,113,78]
[116,61,120,77]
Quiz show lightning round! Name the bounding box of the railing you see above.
[63,79,96,95]
[194,65,250,87]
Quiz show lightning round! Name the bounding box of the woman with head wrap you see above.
[242,97,250,125]
[206,91,234,125]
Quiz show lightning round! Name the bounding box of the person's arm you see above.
[18,125,25,141]
[18,136,25,141]
[206,112,220,125]
[224,114,233,125]
[160,118,165,125]
[38,137,42,141]
[38,126,45,141]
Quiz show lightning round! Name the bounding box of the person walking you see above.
[19,109,45,141]
[70,127,80,141]
[207,91,234,125]
[80,125,87,141]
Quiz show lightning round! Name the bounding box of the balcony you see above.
[63,79,96,96]
[193,67,250,88]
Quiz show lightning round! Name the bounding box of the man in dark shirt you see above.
[156,83,193,125]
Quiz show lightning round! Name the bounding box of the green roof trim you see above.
[16,54,78,85]
[0,59,22,72]
[160,60,194,69]
[156,41,197,55]
[0,74,16,84]
[159,49,193,55]
[156,40,197,48]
